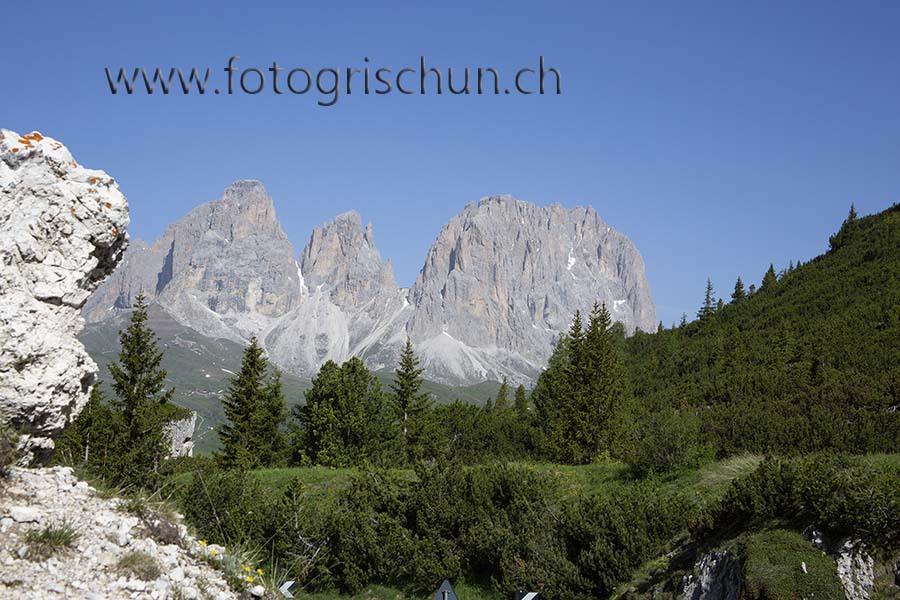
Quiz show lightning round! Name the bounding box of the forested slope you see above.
[625,205,900,456]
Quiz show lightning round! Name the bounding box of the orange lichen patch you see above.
[24,132,44,142]
[87,188,96,194]
[50,142,62,150]
[104,202,112,209]
[111,227,119,236]
[70,207,76,214]
[10,148,19,153]
[88,177,99,184]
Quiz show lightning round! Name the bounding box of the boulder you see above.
[0,129,128,463]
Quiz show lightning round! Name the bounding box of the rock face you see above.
[836,539,874,600]
[163,413,196,458]
[0,130,128,463]
[85,189,655,385]
[407,196,656,383]
[680,551,742,600]
[264,210,410,376]
[0,466,240,599]
[83,180,299,343]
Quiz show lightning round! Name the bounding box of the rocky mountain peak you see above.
[406,195,656,383]
[301,211,398,307]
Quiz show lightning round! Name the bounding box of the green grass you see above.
[738,526,844,600]
[25,521,79,560]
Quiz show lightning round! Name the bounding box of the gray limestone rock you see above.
[0,129,129,463]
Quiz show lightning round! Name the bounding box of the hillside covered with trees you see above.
[57,205,900,599]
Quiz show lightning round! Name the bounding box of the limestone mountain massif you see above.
[84,182,656,385]
[0,130,129,463]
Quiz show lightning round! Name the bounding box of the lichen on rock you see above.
[0,129,129,464]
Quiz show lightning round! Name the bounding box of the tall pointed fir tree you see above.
[252,366,289,467]
[390,338,433,458]
[731,277,747,303]
[218,337,271,469]
[107,293,174,487]
[697,278,716,319]
[494,377,510,412]
[761,264,778,289]
[514,384,528,419]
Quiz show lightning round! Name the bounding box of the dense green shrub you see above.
[695,454,900,550]
[177,461,692,599]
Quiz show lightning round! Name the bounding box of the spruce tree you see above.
[107,293,174,487]
[254,367,289,467]
[494,377,510,412]
[762,264,778,289]
[731,277,747,303]
[298,358,396,467]
[218,337,269,469]
[697,278,716,319]
[514,384,528,418]
[390,338,432,460]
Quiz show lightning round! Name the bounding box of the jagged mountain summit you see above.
[84,183,656,385]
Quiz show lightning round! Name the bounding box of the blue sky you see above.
[4,1,900,325]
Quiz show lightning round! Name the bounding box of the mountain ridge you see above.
[84,181,656,385]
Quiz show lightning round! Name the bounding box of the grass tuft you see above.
[25,521,79,560]
[117,550,162,581]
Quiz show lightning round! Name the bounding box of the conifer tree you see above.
[297,358,396,467]
[762,264,778,289]
[494,377,510,412]
[107,293,174,486]
[390,338,433,459]
[679,313,689,328]
[390,338,432,438]
[218,337,269,469]
[514,384,528,418]
[253,367,289,466]
[731,277,747,303]
[54,386,118,468]
[697,278,716,319]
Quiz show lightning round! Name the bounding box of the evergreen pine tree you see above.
[762,264,778,289]
[679,313,689,328]
[748,283,757,295]
[514,384,528,418]
[697,278,716,319]
[494,377,510,412]
[390,338,433,458]
[107,293,174,487]
[731,277,747,303]
[390,338,431,437]
[54,386,119,469]
[297,358,396,467]
[218,337,269,469]
[254,367,289,467]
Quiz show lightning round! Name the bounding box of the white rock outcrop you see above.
[0,466,241,599]
[836,539,874,600]
[680,551,742,600]
[0,130,128,463]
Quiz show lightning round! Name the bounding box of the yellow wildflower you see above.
[199,540,207,546]
[211,549,218,556]
[257,568,264,575]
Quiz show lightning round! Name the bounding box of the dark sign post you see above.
[433,579,459,600]
[514,592,538,600]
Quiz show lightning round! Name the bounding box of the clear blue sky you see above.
[4,1,900,326]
